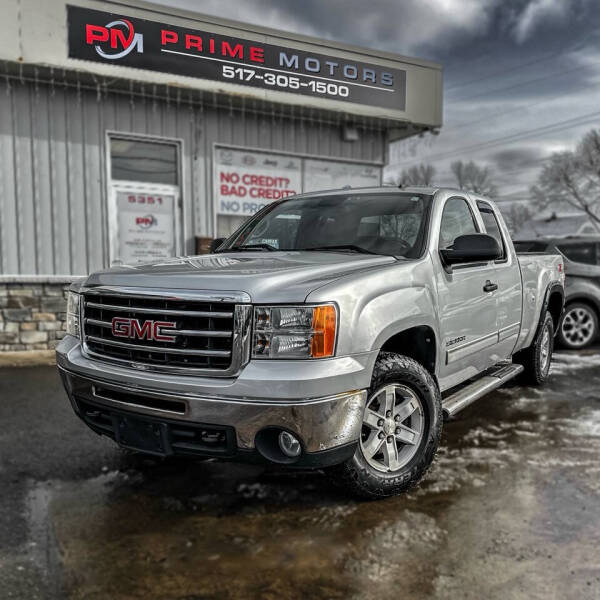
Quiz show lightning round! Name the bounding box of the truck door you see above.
[435,196,499,390]
[476,200,522,360]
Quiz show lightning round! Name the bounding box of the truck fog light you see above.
[278,431,301,457]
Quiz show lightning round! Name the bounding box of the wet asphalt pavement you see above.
[1,352,599,600]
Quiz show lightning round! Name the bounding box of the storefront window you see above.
[110,137,179,185]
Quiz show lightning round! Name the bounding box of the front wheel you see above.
[328,352,442,499]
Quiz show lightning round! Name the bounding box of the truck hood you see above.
[83,251,396,302]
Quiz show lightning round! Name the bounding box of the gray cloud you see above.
[165,0,503,56]
[513,0,572,43]
[491,147,546,172]
[154,0,600,199]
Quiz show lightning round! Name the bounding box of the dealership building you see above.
[0,0,442,351]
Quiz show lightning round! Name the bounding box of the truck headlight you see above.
[66,292,81,339]
[252,305,337,359]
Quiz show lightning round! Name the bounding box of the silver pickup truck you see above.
[57,187,565,498]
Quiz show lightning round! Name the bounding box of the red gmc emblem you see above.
[111,317,177,343]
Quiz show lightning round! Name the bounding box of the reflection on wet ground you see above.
[1,352,600,599]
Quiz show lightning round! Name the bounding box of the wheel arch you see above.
[379,325,437,377]
[539,283,564,335]
[547,287,565,331]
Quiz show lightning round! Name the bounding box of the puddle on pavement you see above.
[23,356,600,599]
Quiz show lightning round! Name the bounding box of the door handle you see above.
[483,280,498,293]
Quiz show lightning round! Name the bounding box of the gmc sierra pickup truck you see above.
[57,187,565,498]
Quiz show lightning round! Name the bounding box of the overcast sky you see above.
[156,0,600,203]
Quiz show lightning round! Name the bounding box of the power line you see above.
[493,157,551,178]
[445,33,597,92]
[450,58,600,102]
[390,110,600,168]
[423,151,551,180]
[440,47,600,141]
[446,52,561,91]
[443,97,551,133]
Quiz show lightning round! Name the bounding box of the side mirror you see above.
[210,238,226,253]
[440,233,502,268]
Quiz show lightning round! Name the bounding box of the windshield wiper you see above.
[304,244,380,255]
[218,243,278,252]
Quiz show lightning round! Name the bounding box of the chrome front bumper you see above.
[57,336,373,461]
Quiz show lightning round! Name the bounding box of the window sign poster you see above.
[215,148,302,217]
[116,191,176,264]
[303,159,381,192]
[214,147,382,219]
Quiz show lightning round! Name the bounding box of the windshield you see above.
[219,192,432,258]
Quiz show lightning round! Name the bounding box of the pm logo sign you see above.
[85,18,144,60]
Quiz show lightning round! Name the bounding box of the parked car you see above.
[57,187,564,498]
[514,236,600,349]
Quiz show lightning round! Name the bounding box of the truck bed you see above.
[515,253,564,351]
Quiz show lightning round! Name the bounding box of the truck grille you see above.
[82,292,237,371]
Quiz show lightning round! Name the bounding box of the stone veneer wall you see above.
[0,278,79,352]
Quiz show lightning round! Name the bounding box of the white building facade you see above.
[0,0,442,351]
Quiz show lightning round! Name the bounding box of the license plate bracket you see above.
[114,414,169,456]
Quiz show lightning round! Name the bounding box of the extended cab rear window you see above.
[513,241,549,253]
[477,201,506,260]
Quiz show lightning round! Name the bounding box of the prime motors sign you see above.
[67,5,407,112]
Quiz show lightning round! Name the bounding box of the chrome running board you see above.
[442,363,524,419]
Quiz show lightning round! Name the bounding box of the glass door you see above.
[107,134,183,266]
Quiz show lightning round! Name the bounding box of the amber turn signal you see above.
[310,305,337,358]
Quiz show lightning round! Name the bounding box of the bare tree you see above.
[501,203,532,235]
[398,163,436,187]
[450,160,498,197]
[531,129,600,228]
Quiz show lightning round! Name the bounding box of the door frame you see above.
[432,193,500,387]
[105,131,185,266]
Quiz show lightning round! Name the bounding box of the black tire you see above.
[328,352,442,499]
[514,311,554,385]
[557,302,598,350]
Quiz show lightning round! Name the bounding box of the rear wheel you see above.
[514,311,554,385]
[328,352,442,499]
[558,302,598,349]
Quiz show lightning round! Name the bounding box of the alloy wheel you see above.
[561,306,596,348]
[360,383,425,473]
[540,324,551,374]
